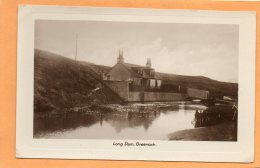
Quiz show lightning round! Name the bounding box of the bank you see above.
[168,120,237,141]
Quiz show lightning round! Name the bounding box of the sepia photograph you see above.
[33,20,238,141]
[16,5,255,161]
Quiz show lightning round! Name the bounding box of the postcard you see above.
[16,5,256,162]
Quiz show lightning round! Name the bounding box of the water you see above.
[34,102,206,140]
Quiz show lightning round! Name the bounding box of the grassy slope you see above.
[156,73,238,98]
[168,121,237,141]
[34,49,122,112]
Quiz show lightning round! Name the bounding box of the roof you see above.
[123,63,147,68]
[120,62,156,79]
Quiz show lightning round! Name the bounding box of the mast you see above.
[75,34,78,63]
[74,34,81,107]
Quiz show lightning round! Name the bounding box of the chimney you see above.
[117,50,124,64]
[146,58,151,68]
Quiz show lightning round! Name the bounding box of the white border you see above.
[16,5,256,162]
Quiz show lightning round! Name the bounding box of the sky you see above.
[35,20,239,83]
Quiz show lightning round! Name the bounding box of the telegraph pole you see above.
[74,34,81,108]
[75,34,78,63]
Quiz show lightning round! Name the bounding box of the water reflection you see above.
[34,103,206,140]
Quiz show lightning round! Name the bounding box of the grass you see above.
[168,120,237,141]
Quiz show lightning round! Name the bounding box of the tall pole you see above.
[75,34,78,63]
[75,34,81,108]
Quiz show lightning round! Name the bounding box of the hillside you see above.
[34,49,238,112]
[155,73,238,98]
[34,49,122,113]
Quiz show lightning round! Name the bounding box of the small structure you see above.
[223,96,233,101]
[187,88,209,100]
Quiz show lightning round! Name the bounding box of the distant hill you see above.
[34,49,238,112]
[155,72,238,98]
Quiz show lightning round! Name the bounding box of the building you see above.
[102,51,187,102]
[106,50,162,91]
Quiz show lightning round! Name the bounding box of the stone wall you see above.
[128,92,143,102]
[104,80,187,102]
[128,91,186,102]
[104,81,129,101]
[144,92,186,102]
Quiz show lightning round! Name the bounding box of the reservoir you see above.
[34,102,206,140]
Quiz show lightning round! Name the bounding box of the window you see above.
[150,69,155,76]
[146,79,150,87]
[138,69,143,74]
[157,80,162,88]
[150,79,156,88]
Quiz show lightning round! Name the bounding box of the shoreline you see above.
[168,120,237,141]
[35,101,206,114]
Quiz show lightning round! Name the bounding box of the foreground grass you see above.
[168,121,237,141]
